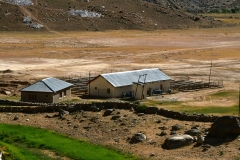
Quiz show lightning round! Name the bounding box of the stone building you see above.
[88,68,171,99]
[20,77,73,103]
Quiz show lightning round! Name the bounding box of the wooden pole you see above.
[135,75,142,99]
[209,61,212,87]
[141,84,144,100]
[88,71,91,95]
[141,74,147,100]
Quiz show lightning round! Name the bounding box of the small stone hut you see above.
[20,77,73,103]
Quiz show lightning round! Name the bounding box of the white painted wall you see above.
[89,76,114,97]
[114,86,132,98]
[89,76,132,98]
[146,80,171,93]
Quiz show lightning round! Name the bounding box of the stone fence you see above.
[0,99,238,122]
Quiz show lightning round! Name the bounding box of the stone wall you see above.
[0,99,238,122]
[0,99,133,113]
[157,108,220,122]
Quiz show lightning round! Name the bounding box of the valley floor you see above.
[0,27,240,159]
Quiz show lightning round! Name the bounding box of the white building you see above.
[88,68,171,99]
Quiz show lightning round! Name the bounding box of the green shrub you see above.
[135,103,148,113]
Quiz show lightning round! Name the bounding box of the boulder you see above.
[196,135,205,145]
[130,133,147,143]
[155,119,162,123]
[144,106,159,114]
[159,126,168,130]
[157,131,167,136]
[185,129,201,136]
[160,131,167,136]
[138,113,144,116]
[103,109,114,116]
[90,104,99,112]
[202,144,211,152]
[13,116,19,121]
[111,115,121,120]
[89,116,98,123]
[170,131,176,135]
[191,125,200,130]
[45,114,53,118]
[171,124,182,131]
[59,109,69,117]
[164,134,194,149]
[208,116,240,138]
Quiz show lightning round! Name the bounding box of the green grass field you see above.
[0,95,20,101]
[0,124,136,160]
[142,90,239,116]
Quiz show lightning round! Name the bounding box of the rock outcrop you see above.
[130,133,147,143]
[164,134,194,149]
[208,116,240,138]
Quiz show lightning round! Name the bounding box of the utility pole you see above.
[141,74,147,100]
[209,61,212,85]
[135,75,142,99]
[88,71,91,95]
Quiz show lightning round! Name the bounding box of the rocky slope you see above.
[0,0,225,31]
[145,0,240,13]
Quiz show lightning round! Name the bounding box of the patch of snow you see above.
[68,9,101,18]
[29,23,44,29]
[4,0,33,6]
[5,13,11,16]
[23,16,32,23]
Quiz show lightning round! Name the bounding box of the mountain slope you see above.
[0,0,224,31]
[145,0,240,13]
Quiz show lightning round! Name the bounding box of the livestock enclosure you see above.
[59,72,224,97]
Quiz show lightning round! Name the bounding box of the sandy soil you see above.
[0,27,240,159]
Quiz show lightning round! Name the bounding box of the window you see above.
[95,87,97,89]
[45,95,48,98]
[59,92,62,98]
[107,88,110,94]
[64,90,67,96]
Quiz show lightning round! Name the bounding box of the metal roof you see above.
[20,77,73,93]
[101,68,171,87]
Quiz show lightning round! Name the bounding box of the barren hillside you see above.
[0,0,226,31]
[145,0,240,13]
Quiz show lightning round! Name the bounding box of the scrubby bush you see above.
[135,103,148,113]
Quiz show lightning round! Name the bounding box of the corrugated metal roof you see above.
[101,68,171,87]
[20,77,73,92]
